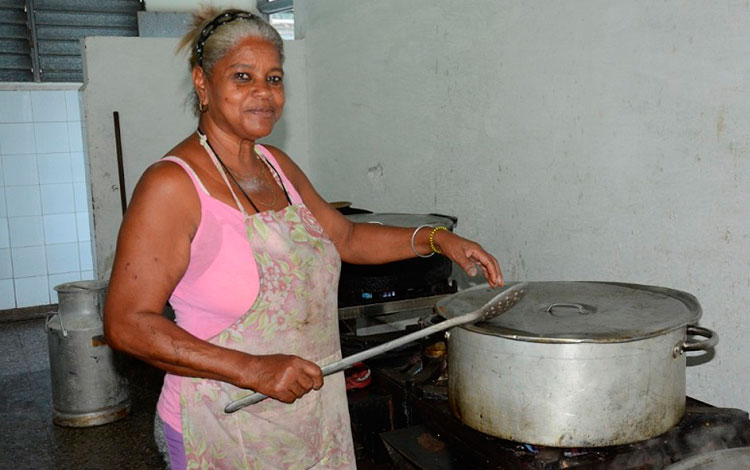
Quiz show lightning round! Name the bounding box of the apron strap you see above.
[197,130,252,220]
[255,148,293,206]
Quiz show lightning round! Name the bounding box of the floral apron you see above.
[180,137,356,470]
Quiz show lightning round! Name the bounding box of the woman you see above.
[103,7,503,470]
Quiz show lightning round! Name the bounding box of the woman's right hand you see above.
[243,354,324,403]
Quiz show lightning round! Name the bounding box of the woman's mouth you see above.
[247,107,275,118]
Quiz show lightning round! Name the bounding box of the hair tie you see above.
[195,11,259,67]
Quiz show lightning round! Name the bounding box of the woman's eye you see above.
[267,75,283,84]
[234,72,250,81]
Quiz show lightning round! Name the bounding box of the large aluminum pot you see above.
[664,447,750,469]
[435,281,718,447]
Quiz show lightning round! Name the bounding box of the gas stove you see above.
[336,211,459,314]
[346,339,750,470]
[386,390,750,469]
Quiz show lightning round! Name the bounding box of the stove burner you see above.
[400,396,750,469]
[366,361,750,470]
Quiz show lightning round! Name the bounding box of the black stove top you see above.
[353,355,750,470]
[387,394,750,469]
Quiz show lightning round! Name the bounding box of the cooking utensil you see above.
[224,282,528,413]
[438,281,719,447]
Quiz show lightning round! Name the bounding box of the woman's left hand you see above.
[433,230,503,287]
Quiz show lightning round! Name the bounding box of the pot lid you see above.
[435,281,702,343]
[345,212,456,230]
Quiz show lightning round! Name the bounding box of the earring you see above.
[199,101,207,112]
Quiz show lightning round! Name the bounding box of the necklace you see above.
[197,129,292,212]
[221,156,278,208]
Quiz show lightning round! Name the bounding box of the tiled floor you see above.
[0,318,166,470]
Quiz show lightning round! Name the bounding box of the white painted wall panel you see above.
[299,1,750,410]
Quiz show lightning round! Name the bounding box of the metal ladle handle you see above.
[223,310,484,412]
[225,282,529,413]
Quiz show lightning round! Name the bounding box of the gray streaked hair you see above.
[178,6,285,115]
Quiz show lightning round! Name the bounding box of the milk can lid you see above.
[435,281,702,343]
[54,279,108,293]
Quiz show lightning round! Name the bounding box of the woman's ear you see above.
[193,66,208,107]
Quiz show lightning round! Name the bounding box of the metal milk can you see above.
[46,280,130,427]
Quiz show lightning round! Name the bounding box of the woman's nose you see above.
[253,80,272,97]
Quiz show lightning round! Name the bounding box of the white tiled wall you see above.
[0,87,95,309]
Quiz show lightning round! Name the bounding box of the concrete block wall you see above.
[297,1,750,411]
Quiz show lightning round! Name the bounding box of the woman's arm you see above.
[103,161,322,403]
[265,147,503,286]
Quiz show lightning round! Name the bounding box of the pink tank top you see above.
[156,145,303,432]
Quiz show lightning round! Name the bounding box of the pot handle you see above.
[673,325,718,357]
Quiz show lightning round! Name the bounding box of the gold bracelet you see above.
[429,226,448,254]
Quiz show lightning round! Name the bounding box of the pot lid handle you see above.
[546,303,593,316]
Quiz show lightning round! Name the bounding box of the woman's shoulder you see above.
[130,138,205,208]
[145,137,206,186]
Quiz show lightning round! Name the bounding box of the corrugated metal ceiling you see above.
[0,0,143,82]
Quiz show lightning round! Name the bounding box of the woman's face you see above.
[199,36,285,140]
